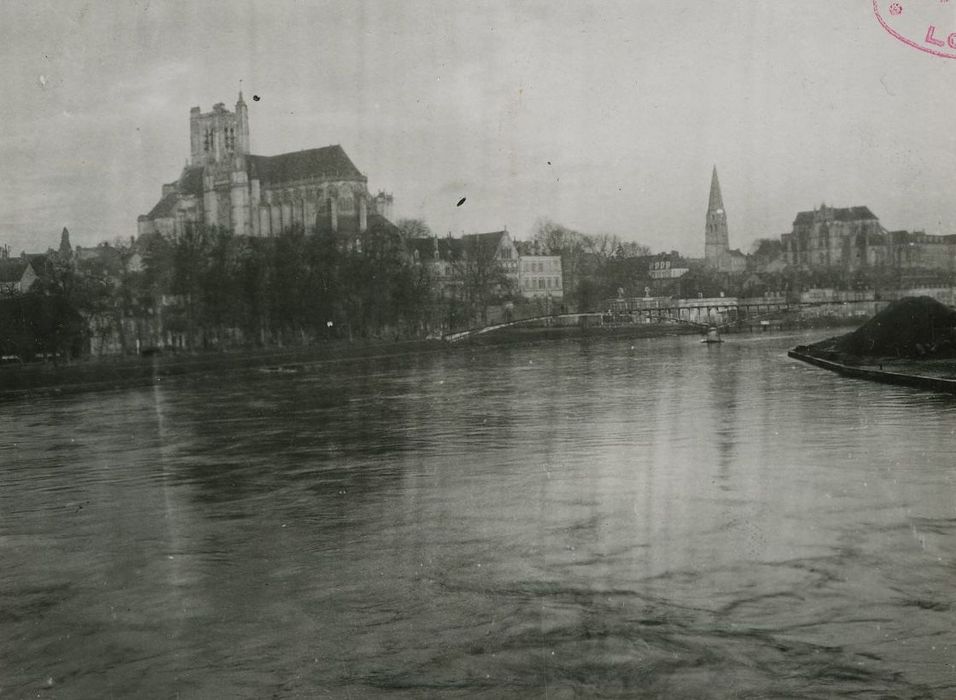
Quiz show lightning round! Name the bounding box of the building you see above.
[704,166,746,273]
[407,235,461,296]
[75,242,141,283]
[408,230,563,300]
[648,253,689,281]
[780,204,956,275]
[513,240,563,299]
[139,93,393,240]
[462,230,519,279]
[0,257,38,296]
[890,231,956,275]
[518,254,563,299]
[407,230,516,295]
[781,205,882,269]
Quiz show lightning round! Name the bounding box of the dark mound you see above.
[810,296,956,359]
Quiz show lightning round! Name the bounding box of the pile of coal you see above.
[809,296,956,359]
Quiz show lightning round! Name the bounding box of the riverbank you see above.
[0,324,708,399]
[1,315,867,400]
[789,296,956,394]
[0,339,446,400]
[787,348,956,394]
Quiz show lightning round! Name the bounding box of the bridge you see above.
[443,306,737,343]
[443,293,888,343]
[607,295,792,326]
[443,313,607,343]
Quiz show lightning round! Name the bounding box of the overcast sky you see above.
[1,0,955,257]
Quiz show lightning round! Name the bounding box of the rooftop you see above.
[793,206,878,226]
[248,145,363,185]
[0,258,31,283]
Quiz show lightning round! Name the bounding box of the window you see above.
[203,129,212,152]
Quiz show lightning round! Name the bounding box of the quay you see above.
[788,348,956,395]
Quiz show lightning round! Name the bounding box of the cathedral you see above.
[138,93,393,238]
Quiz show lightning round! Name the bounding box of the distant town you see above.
[2,92,955,361]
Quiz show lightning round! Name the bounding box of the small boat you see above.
[701,326,723,344]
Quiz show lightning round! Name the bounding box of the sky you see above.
[1,0,955,257]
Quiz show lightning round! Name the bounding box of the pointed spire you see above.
[708,165,724,213]
[59,226,72,259]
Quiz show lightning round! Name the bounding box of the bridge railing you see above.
[443,313,606,342]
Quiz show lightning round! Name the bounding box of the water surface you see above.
[2,332,955,697]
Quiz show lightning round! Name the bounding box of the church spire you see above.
[704,165,729,270]
[708,165,724,213]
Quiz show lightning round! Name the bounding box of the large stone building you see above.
[139,93,393,239]
[781,205,882,269]
[704,167,746,273]
[780,204,956,274]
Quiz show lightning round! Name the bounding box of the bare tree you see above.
[395,218,433,241]
[450,236,514,325]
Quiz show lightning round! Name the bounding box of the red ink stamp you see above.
[873,0,956,58]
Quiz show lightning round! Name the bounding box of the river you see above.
[1,331,955,698]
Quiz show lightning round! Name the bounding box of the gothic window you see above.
[203,129,212,152]
[218,191,231,228]
[225,127,235,151]
[338,192,354,213]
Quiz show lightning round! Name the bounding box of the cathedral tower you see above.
[189,93,250,166]
[704,166,729,270]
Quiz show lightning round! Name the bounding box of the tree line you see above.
[2,216,662,358]
[127,222,439,350]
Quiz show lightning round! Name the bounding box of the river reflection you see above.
[2,332,955,697]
